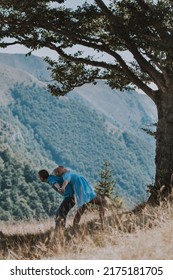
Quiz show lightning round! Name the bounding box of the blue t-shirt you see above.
[62,171,96,208]
[47,175,74,198]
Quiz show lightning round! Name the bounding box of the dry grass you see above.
[0,218,54,235]
[63,217,173,260]
[1,203,173,260]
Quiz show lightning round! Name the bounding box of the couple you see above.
[38,166,105,236]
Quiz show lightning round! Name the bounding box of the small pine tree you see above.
[95,161,123,209]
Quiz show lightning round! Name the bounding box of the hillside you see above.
[0,53,157,221]
[75,82,156,136]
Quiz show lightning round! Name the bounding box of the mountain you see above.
[0,53,51,82]
[0,53,157,220]
[75,82,156,136]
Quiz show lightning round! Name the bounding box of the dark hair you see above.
[38,169,49,180]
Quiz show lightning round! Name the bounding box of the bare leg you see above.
[73,196,106,229]
[73,204,87,227]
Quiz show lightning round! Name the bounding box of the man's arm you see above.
[54,183,63,193]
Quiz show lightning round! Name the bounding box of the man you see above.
[38,169,75,237]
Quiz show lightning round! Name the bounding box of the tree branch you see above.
[48,43,116,70]
[48,42,157,102]
[94,0,165,91]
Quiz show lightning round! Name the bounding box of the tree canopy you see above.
[1,0,173,203]
[0,0,169,98]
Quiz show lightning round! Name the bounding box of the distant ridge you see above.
[0,53,51,81]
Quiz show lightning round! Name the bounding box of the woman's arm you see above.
[61,180,69,192]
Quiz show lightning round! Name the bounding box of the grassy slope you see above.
[1,203,173,260]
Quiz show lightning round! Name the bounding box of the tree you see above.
[1,0,173,203]
[95,161,122,208]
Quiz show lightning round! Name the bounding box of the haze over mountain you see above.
[0,53,51,81]
[0,53,157,220]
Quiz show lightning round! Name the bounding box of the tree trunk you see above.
[148,88,173,205]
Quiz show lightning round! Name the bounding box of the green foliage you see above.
[95,161,123,208]
[0,0,171,97]
[95,161,115,198]
[0,148,62,221]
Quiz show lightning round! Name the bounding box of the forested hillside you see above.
[0,54,157,221]
[0,149,62,221]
